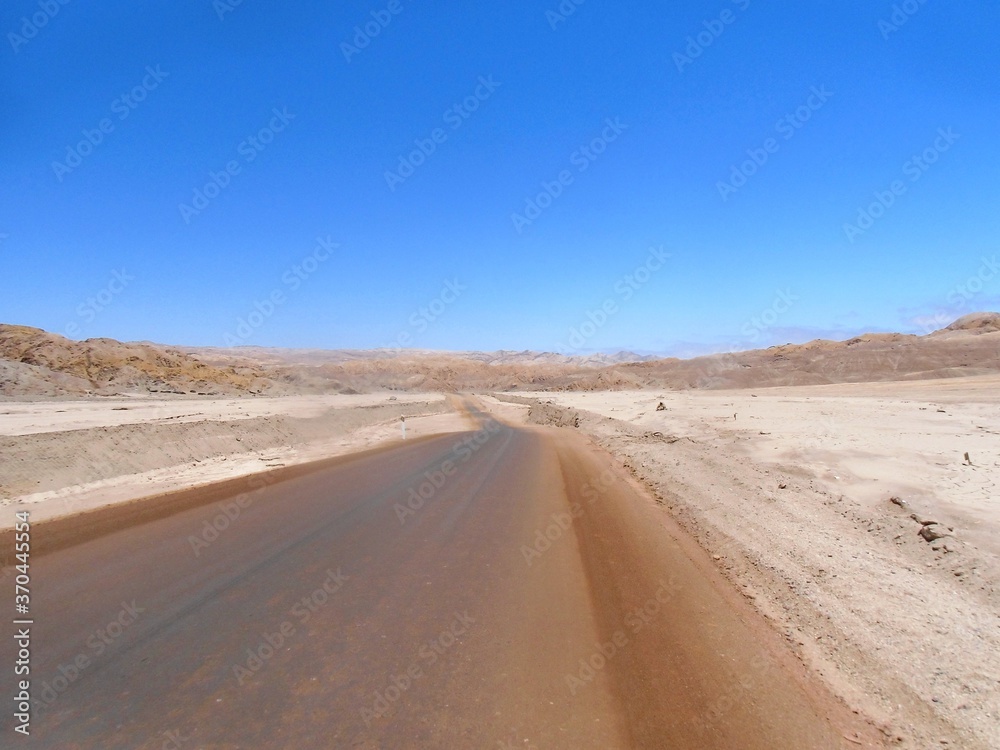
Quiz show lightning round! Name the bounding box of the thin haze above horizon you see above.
[1,1,998,356]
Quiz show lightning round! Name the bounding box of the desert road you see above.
[2,407,876,749]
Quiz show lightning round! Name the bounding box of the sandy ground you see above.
[0,393,445,436]
[518,377,1000,563]
[0,393,471,527]
[493,377,1000,749]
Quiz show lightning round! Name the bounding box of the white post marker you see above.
[401,416,406,440]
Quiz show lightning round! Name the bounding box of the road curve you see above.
[2,407,878,748]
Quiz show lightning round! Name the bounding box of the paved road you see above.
[2,408,874,748]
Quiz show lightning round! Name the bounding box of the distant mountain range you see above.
[175,346,657,369]
[1,312,997,397]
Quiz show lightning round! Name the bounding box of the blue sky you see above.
[2,0,998,355]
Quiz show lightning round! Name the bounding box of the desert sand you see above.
[0,393,470,526]
[497,379,1000,748]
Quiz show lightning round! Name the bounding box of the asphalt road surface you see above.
[2,407,877,748]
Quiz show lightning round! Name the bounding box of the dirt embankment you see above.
[497,394,582,428]
[1,401,440,500]
[0,398,456,528]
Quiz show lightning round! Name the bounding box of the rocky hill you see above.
[606,322,1000,391]
[935,311,1000,335]
[2,314,999,397]
[0,325,275,397]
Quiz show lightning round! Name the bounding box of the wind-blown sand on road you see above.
[4,410,877,748]
[499,377,1000,749]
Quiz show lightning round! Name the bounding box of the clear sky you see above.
[2,1,998,355]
